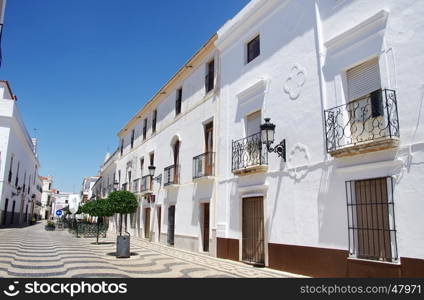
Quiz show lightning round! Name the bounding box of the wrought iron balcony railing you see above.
[324,89,399,153]
[232,132,268,172]
[140,175,153,192]
[193,152,215,179]
[164,165,180,186]
[121,183,128,191]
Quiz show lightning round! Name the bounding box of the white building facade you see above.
[81,176,100,202]
[0,81,42,226]
[98,0,424,277]
[99,36,219,254]
[40,176,54,219]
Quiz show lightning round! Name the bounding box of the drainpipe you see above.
[211,49,220,256]
[313,1,329,158]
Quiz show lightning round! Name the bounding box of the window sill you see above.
[244,54,262,70]
[347,256,400,266]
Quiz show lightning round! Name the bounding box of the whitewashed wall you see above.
[0,94,41,225]
[113,49,219,253]
[215,0,424,265]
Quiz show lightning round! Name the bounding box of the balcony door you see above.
[242,196,265,265]
[347,58,384,144]
[204,122,213,176]
[245,111,261,166]
[173,141,180,184]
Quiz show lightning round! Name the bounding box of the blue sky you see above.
[2,0,249,193]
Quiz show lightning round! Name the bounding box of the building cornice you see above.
[215,0,284,51]
[324,9,389,51]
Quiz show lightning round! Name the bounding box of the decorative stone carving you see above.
[284,64,306,100]
[286,143,310,181]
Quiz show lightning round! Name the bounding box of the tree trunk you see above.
[96,220,100,244]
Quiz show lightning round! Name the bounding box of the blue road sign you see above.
[55,210,62,217]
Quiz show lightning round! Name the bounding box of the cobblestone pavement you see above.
[0,222,301,278]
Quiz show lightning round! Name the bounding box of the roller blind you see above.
[246,111,261,136]
[347,58,381,101]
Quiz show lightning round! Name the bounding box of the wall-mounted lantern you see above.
[12,186,22,197]
[260,118,286,161]
[113,180,119,191]
[148,165,162,185]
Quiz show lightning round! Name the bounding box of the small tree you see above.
[108,191,138,236]
[81,199,114,244]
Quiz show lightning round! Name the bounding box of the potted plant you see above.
[45,220,56,231]
[108,191,138,258]
[81,198,114,244]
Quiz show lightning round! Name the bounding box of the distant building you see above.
[51,192,80,217]
[92,150,118,200]
[39,176,54,219]
[81,176,100,202]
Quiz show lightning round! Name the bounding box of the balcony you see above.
[140,175,153,194]
[324,89,400,157]
[232,132,268,175]
[164,165,180,187]
[132,179,140,193]
[121,183,128,191]
[193,152,215,180]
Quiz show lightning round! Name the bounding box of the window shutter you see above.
[246,111,261,136]
[347,58,381,101]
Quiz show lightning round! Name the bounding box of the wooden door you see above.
[242,197,265,265]
[167,205,175,245]
[204,122,213,176]
[144,207,151,239]
[203,203,210,252]
[3,198,8,225]
[157,206,162,242]
[11,201,15,225]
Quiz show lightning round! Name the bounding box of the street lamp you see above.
[113,180,119,191]
[260,118,286,161]
[148,165,156,177]
[148,165,162,185]
[12,186,22,196]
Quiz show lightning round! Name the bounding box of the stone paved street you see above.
[0,222,300,278]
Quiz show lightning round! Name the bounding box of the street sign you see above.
[55,210,62,217]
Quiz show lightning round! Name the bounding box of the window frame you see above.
[345,176,398,263]
[152,109,157,134]
[130,129,135,149]
[175,88,182,116]
[246,35,260,64]
[143,118,148,140]
[205,59,215,93]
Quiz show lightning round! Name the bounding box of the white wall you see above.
[0,98,40,224]
[114,49,218,252]
[215,0,424,263]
